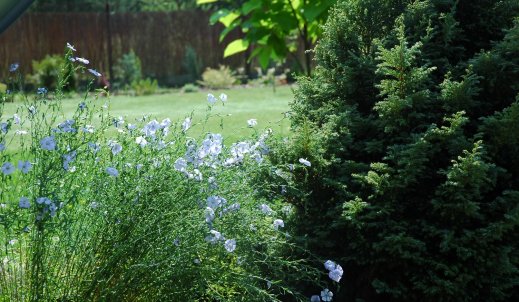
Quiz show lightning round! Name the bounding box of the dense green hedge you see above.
[269,1,519,301]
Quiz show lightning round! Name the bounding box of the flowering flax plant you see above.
[0,44,335,301]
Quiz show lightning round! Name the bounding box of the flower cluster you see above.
[1,160,32,175]
[207,93,227,105]
[1,55,331,301]
[324,260,343,282]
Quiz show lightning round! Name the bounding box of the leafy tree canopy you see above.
[197,0,336,75]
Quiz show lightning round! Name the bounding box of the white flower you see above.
[204,207,215,223]
[210,230,224,241]
[82,125,95,133]
[143,120,160,137]
[13,114,20,124]
[75,57,89,64]
[207,93,217,104]
[66,42,76,52]
[299,158,311,167]
[260,204,273,215]
[324,260,336,271]
[136,136,148,147]
[88,69,102,77]
[18,160,32,174]
[182,117,191,132]
[247,119,257,127]
[267,280,272,289]
[109,142,122,155]
[207,196,226,209]
[231,141,251,159]
[191,169,203,181]
[311,295,321,302]
[205,229,225,244]
[1,162,15,175]
[328,264,343,282]
[40,136,56,151]
[106,167,119,177]
[273,219,285,230]
[224,239,236,252]
[198,134,223,159]
[219,93,227,102]
[224,203,240,213]
[28,106,37,115]
[127,123,136,131]
[174,158,187,172]
[321,289,333,302]
[19,197,30,209]
[15,130,28,135]
[160,118,171,128]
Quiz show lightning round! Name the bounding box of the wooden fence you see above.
[0,11,244,85]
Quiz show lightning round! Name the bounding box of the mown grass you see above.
[2,85,294,143]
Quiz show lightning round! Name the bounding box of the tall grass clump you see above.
[0,44,339,301]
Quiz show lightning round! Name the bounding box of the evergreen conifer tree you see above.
[269,1,519,300]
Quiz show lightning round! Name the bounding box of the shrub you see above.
[113,50,142,90]
[198,65,237,89]
[267,1,519,301]
[182,46,203,83]
[181,83,200,93]
[27,54,76,92]
[0,82,6,94]
[131,77,158,96]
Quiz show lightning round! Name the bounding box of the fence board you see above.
[0,11,243,86]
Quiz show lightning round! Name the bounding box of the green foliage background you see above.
[268,0,519,301]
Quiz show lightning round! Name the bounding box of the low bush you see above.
[181,83,200,93]
[27,54,76,92]
[198,65,237,89]
[131,77,158,96]
[113,50,142,90]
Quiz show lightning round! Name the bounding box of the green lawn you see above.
[2,85,294,143]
